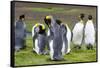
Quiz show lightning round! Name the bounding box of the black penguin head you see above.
[78,13,85,20]
[56,19,62,25]
[39,25,42,31]
[38,25,45,34]
[19,15,25,21]
[44,16,52,27]
[88,15,92,20]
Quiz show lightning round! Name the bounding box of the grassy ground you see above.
[15,35,97,66]
[32,7,66,13]
[15,6,97,66]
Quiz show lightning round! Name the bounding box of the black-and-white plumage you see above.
[32,23,47,55]
[72,14,85,48]
[84,15,95,49]
[44,16,63,60]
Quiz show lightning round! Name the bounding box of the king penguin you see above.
[84,15,95,49]
[56,19,71,55]
[32,23,47,55]
[72,13,85,49]
[15,15,26,51]
[44,15,63,60]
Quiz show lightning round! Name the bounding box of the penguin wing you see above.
[65,24,72,41]
[32,25,39,37]
[32,26,35,37]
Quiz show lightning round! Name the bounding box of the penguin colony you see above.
[15,14,96,61]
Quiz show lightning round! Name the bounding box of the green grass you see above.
[32,7,66,13]
[15,7,97,66]
[15,35,97,66]
[25,20,37,32]
[25,20,52,32]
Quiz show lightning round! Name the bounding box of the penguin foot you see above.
[78,46,81,49]
[32,50,36,53]
[74,46,81,49]
[86,44,93,50]
[51,57,63,61]
[66,52,71,55]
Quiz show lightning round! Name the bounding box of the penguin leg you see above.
[88,44,93,50]
[86,44,93,50]
[15,38,23,51]
[86,45,90,50]
[49,40,54,60]
[74,45,81,49]
[21,39,26,49]
[78,45,81,49]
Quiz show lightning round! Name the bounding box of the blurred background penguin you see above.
[84,15,95,50]
[15,15,26,51]
[72,13,85,49]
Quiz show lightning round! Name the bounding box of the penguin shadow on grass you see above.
[32,50,49,55]
[46,58,67,62]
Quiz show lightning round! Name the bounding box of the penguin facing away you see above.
[56,19,71,55]
[55,19,68,55]
[61,23,68,55]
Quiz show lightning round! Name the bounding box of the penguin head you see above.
[88,15,92,20]
[44,15,52,27]
[46,15,52,19]
[56,19,62,25]
[35,23,40,27]
[78,13,85,21]
[19,14,25,21]
[38,25,46,34]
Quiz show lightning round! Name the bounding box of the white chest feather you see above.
[72,22,84,45]
[84,20,95,45]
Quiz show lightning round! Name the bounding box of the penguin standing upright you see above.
[56,19,71,55]
[32,23,47,55]
[61,23,68,55]
[84,15,95,49]
[15,15,26,51]
[72,14,85,49]
[44,15,63,60]
[55,19,68,55]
